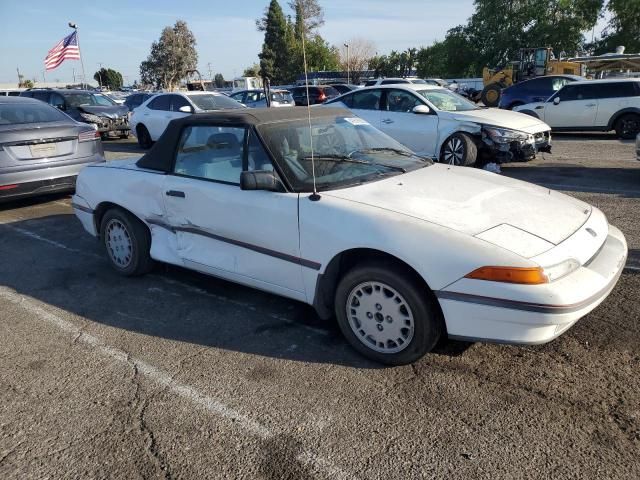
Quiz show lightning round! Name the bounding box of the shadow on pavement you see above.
[502,165,640,198]
[0,214,471,368]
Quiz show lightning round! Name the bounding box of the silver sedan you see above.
[0,96,104,202]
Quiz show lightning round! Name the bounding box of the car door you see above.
[379,89,439,157]
[593,82,638,128]
[341,88,383,130]
[162,124,306,299]
[144,95,172,139]
[543,84,598,128]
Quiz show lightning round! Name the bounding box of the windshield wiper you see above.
[302,155,406,173]
[351,147,417,158]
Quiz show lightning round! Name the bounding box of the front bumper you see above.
[436,225,627,345]
[82,117,130,134]
[481,130,552,163]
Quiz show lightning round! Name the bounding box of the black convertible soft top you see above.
[135,107,351,172]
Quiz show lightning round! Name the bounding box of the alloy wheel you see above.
[443,137,464,165]
[346,281,415,354]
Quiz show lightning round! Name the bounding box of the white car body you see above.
[514,79,640,137]
[130,91,243,142]
[72,109,626,355]
[326,84,552,162]
[228,89,294,108]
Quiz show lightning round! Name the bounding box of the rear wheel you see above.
[335,261,442,365]
[614,113,640,140]
[136,124,152,149]
[100,209,154,276]
[481,83,502,107]
[440,133,477,166]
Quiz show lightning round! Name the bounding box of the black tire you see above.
[100,132,109,141]
[481,83,502,107]
[334,261,443,365]
[440,132,478,166]
[119,131,130,139]
[136,124,152,149]
[100,208,154,276]
[614,113,640,140]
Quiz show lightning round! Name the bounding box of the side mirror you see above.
[553,97,560,105]
[412,105,431,114]
[240,170,285,192]
[178,105,194,113]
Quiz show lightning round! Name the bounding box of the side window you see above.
[21,92,33,98]
[148,95,171,111]
[247,130,273,172]
[245,91,260,103]
[575,85,599,100]
[174,126,246,184]
[553,85,579,102]
[593,82,638,99]
[350,89,382,110]
[170,95,191,112]
[49,93,65,109]
[229,92,245,103]
[384,89,421,112]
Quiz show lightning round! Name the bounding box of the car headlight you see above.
[79,112,103,124]
[484,126,530,144]
[542,258,581,282]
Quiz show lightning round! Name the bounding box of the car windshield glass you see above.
[186,94,243,111]
[0,103,69,125]
[65,93,116,107]
[272,91,293,102]
[258,115,432,192]
[417,89,478,111]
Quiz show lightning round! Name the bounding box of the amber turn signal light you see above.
[465,266,549,285]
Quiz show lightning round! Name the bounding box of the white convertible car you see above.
[72,108,627,365]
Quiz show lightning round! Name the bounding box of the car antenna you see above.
[301,19,321,201]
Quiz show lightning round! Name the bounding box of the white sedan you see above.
[72,107,627,365]
[130,91,244,149]
[325,84,552,166]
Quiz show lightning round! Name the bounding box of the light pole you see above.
[97,62,103,89]
[68,22,87,89]
[344,43,350,84]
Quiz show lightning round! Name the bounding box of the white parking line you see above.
[0,286,356,480]
[541,183,640,196]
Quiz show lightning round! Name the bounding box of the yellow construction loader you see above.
[481,47,582,107]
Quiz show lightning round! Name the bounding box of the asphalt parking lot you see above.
[1,135,639,479]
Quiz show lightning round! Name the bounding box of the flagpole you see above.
[69,22,86,89]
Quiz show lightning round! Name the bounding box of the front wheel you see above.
[100,209,154,276]
[440,133,478,166]
[614,113,640,140]
[335,262,443,365]
[136,124,153,149]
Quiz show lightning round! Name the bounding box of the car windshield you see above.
[272,91,293,102]
[258,115,432,192]
[186,94,243,111]
[417,89,478,111]
[65,93,117,107]
[0,103,69,125]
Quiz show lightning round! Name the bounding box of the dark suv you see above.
[290,85,340,106]
[124,92,155,112]
[20,89,130,139]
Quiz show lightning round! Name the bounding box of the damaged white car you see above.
[325,84,552,166]
[72,108,626,365]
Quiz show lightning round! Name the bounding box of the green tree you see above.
[19,79,34,89]
[214,73,225,88]
[93,68,123,90]
[289,0,324,38]
[596,0,640,54]
[139,20,198,90]
[243,64,261,77]
[258,0,290,83]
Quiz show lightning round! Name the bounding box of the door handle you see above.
[535,106,544,110]
[166,190,185,198]
[586,103,596,107]
[381,118,394,124]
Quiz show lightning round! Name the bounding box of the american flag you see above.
[44,31,80,71]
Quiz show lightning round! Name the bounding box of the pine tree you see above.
[258,0,289,84]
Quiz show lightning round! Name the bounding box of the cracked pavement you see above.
[0,134,639,479]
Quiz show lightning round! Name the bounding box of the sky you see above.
[0,0,609,85]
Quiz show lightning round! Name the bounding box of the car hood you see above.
[77,104,129,118]
[325,164,591,252]
[438,108,549,133]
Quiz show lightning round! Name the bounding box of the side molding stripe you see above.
[146,218,321,271]
[71,203,95,214]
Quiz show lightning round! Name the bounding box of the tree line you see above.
[134,0,639,90]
